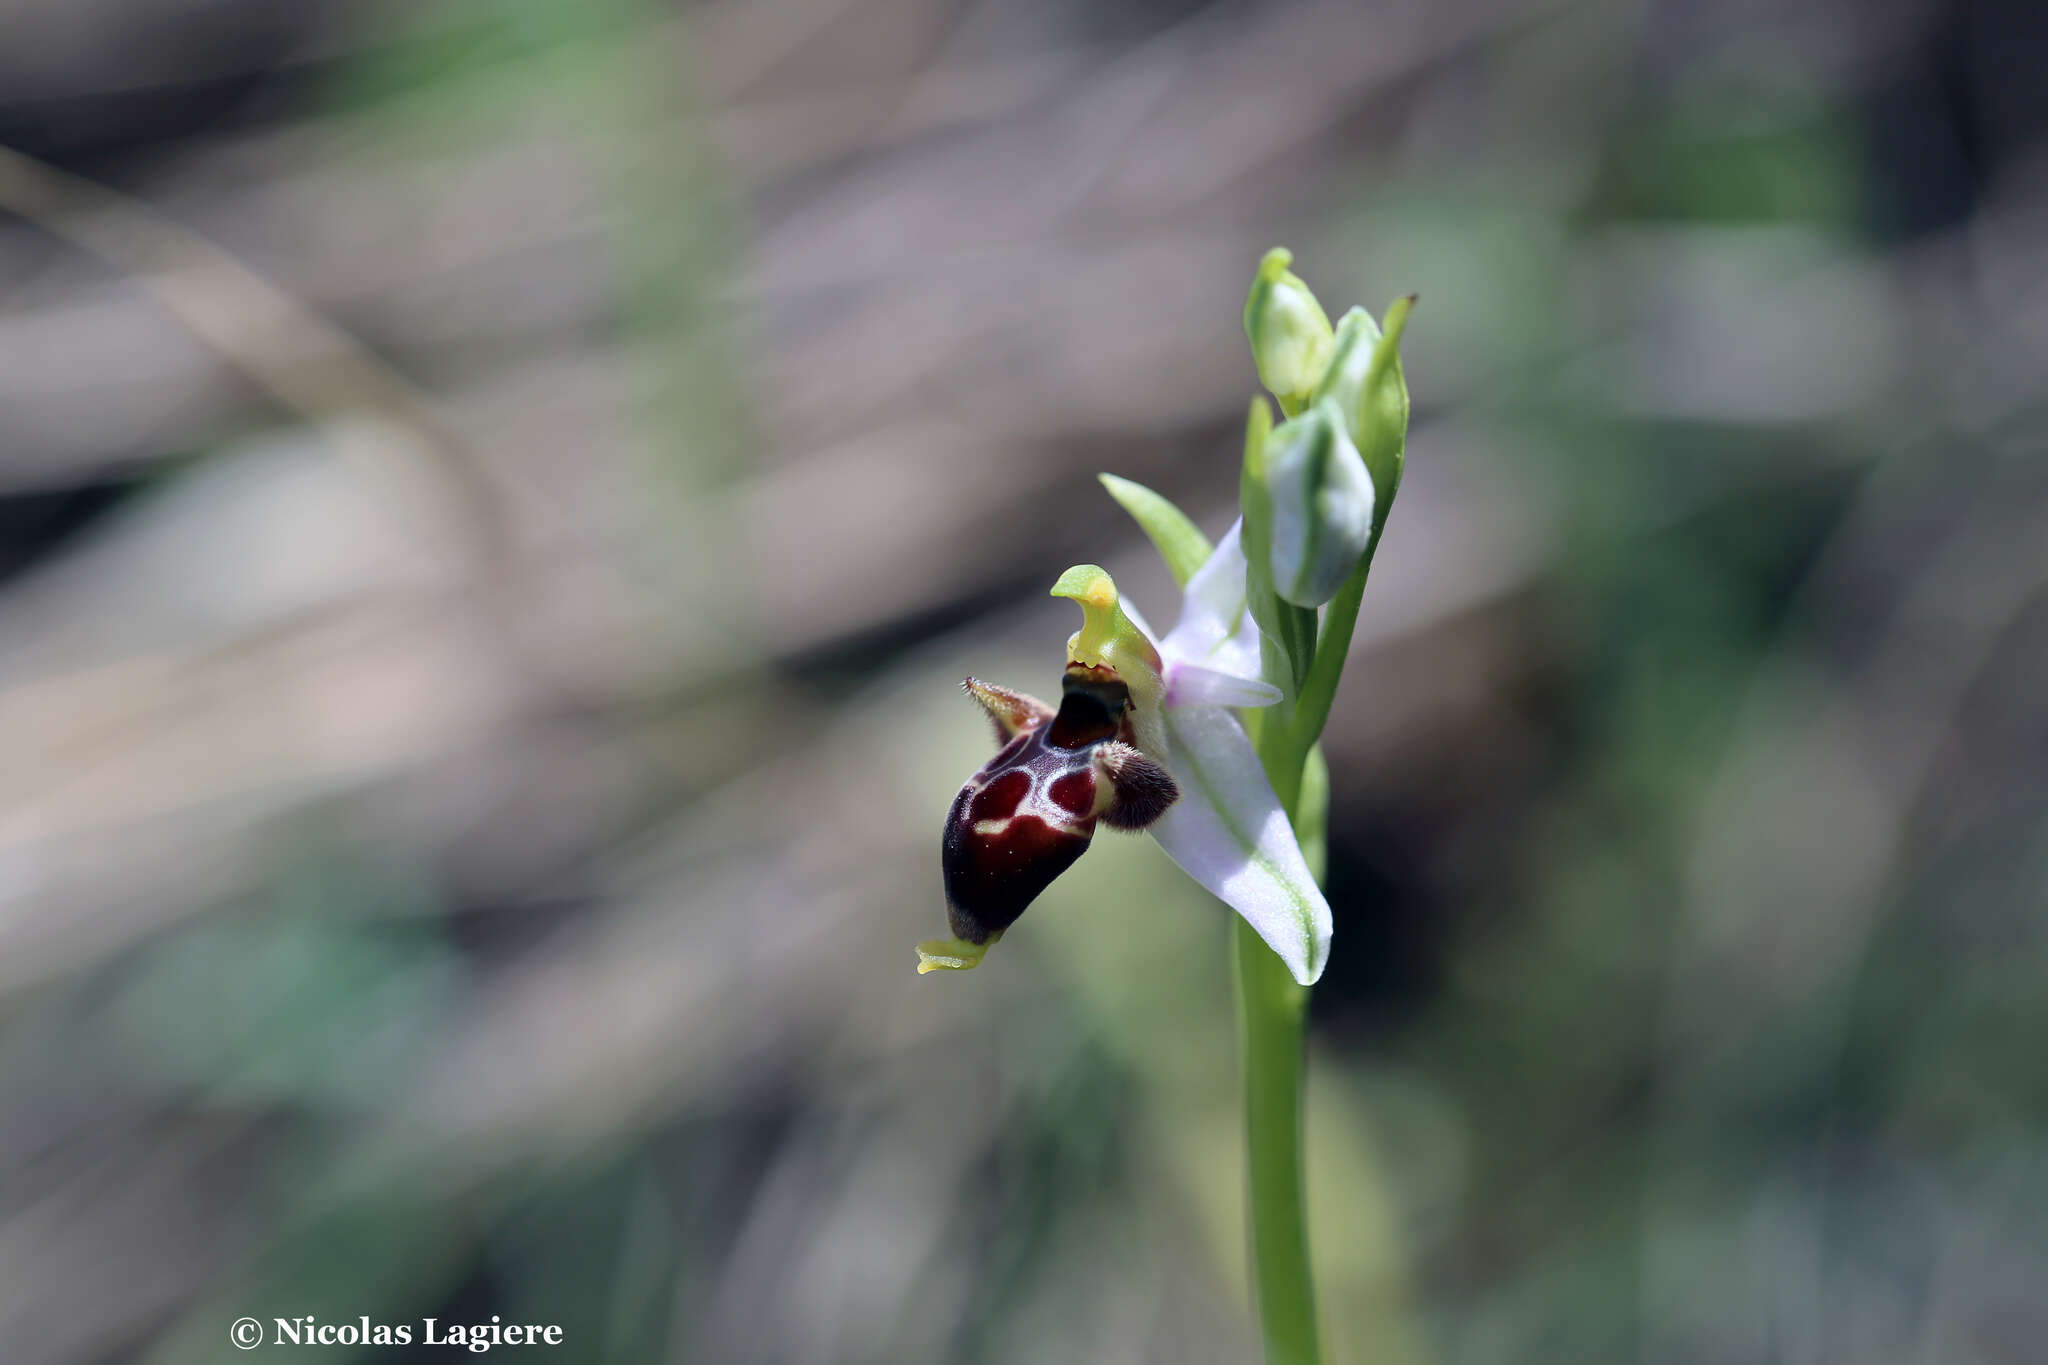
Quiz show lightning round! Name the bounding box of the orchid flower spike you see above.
[920,248,1410,988]
[919,529,1331,985]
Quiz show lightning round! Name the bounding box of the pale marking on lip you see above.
[973,816,1085,839]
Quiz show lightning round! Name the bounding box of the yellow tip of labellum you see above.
[916,936,996,974]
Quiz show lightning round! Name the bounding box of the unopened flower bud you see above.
[1243,248,1334,412]
[1262,398,1375,607]
[1311,297,1414,511]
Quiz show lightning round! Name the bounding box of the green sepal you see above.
[1237,397,1316,697]
[1098,473,1213,590]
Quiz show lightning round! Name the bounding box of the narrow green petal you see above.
[1098,473,1213,589]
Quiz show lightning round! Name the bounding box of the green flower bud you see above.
[1243,247,1334,414]
[1262,397,1374,608]
[1310,297,1414,520]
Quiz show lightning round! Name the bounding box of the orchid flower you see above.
[917,520,1331,985]
[915,247,1414,1365]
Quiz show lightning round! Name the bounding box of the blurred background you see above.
[2,0,2044,1361]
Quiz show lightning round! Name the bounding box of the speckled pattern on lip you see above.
[939,670,1177,948]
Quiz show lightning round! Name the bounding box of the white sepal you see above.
[1149,703,1332,985]
[1160,522,1269,689]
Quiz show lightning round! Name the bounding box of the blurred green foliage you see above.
[3,0,2043,1362]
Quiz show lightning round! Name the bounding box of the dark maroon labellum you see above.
[941,670,1179,945]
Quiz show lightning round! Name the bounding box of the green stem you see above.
[1235,715,1323,1365]
[1234,371,1404,1363]
[1234,916,1318,1364]
[1237,503,1384,1362]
